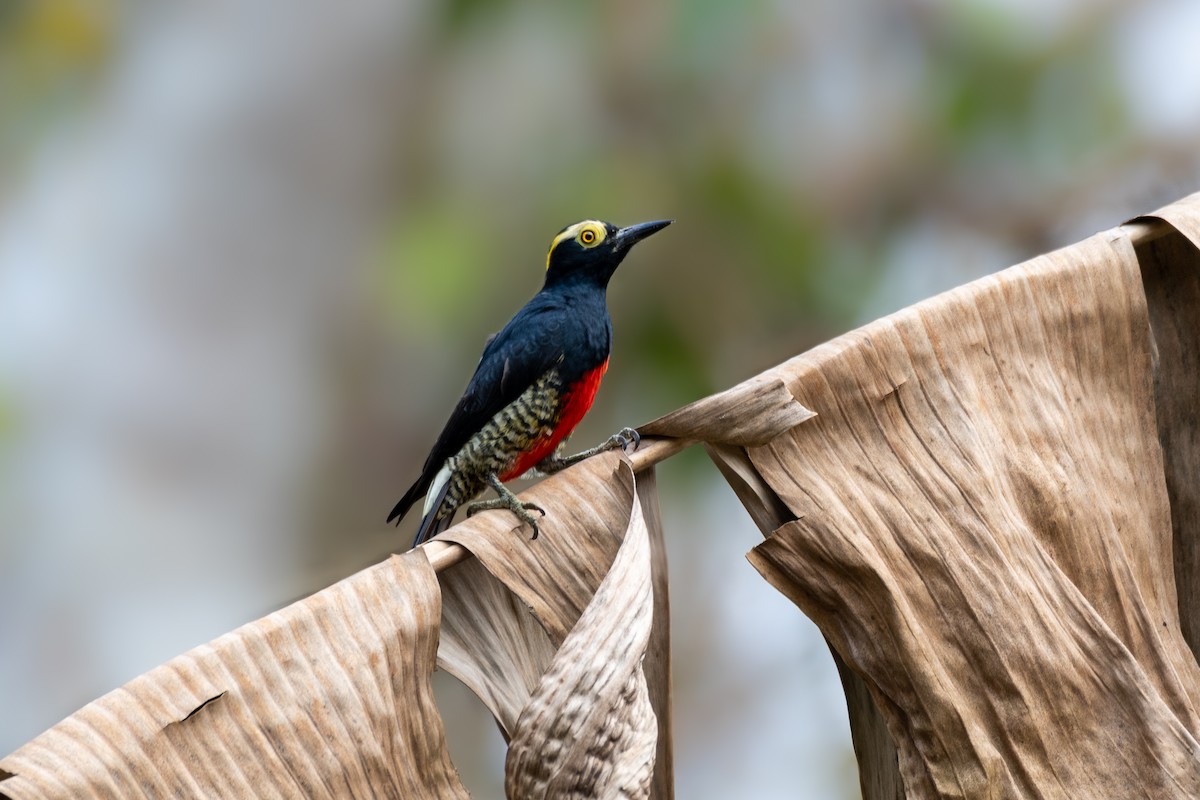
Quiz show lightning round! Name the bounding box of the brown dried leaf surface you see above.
[739,227,1200,796]
[441,453,634,644]
[437,556,556,740]
[704,440,905,799]
[1133,194,1200,657]
[1,441,672,799]
[634,469,674,800]
[504,463,658,800]
[0,552,468,799]
[435,454,672,798]
[640,374,815,447]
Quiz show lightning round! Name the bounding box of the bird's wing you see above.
[388,298,567,525]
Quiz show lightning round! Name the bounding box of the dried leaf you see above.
[635,469,674,800]
[437,556,556,740]
[1133,190,1200,246]
[1130,192,1200,657]
[440,452,633,644]
[703,442,795,532]
[504,465,658,799]
[0,553,468,799]
[830,651,904,800]
[701,441,905,795]
[738,229,1200,795]
[701,441,906,796]
[436,454,672,798]
[639,375,815,446]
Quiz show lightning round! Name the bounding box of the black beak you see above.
[614,219,672,250]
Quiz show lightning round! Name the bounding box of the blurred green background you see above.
[2,0,1199,796]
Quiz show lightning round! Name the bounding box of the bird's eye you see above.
[580,229,597,245]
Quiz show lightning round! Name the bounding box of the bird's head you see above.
[544,218,671,288]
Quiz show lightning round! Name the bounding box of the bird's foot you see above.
[536,427,642,475]
[605,426,641,453]
[466,475,546,539]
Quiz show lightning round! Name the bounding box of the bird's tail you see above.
[413,500,455,548]
[387,477,428,527]
[390,464,455,547]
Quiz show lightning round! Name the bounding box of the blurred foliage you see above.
[931,8,1128,174]
[0,0,112,172]
[379,204,496,332]
[0,387,12,442]
[361,0,1151,431]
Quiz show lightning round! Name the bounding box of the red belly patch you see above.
[500,358,609,481]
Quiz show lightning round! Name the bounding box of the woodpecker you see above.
[389,218,671,547]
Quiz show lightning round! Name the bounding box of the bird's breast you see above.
[553,357,608,442]
[496,358,609,481]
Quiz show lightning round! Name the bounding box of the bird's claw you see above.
[522,505,545,539]
[509,501,546,539]
[466,496,546,539]
[608,427,641,453]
